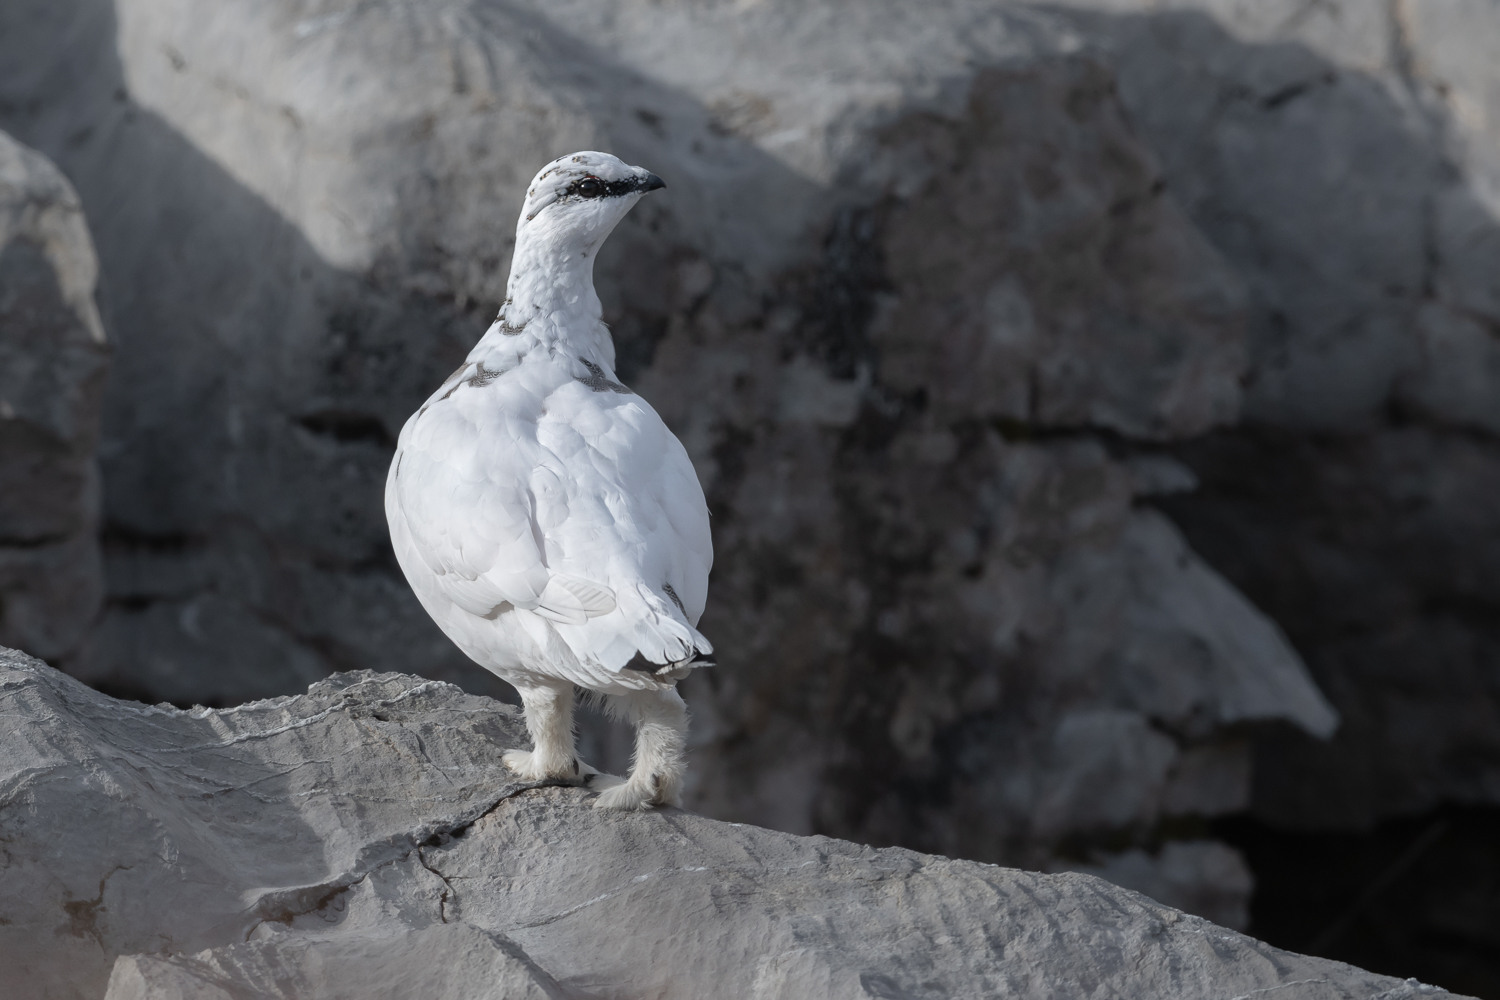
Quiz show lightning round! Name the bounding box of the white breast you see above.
[386,342,713,694]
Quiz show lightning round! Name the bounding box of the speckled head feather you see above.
[521,151,665,224]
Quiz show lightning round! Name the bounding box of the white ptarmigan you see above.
[386,152,713,811]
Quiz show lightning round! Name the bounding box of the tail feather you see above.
[620,648,716,675]
[550,580,713,680]
[620,646,715,683]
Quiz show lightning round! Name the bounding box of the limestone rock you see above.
[0,0,1251,707]
[1042,0,1500,830]
[0,0,1327,906]
[1050,840,1255,931]
[0,130,107,664]
[688,434,1334,871]
[0,650,1467,1000]
[8,0,1496,923]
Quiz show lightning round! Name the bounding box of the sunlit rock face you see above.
[4,0,1498,931]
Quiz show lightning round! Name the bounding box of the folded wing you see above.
[390,370,712,689]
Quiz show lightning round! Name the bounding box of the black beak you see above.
[639,173,666,193]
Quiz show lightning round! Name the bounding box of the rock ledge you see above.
[0,648,1467,999]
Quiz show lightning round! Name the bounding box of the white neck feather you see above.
[475,206,626,364]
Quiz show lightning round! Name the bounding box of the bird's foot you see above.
[592,770,681,811]
[501,749,595,784]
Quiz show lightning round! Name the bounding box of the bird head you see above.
[516,151,665,260]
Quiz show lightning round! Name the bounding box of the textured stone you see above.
[683,431,1332,873]
[1036,0,1500,831]
[5,0,1497,931]
[868,58,1245,438]
[0,130,107,663]
[0,650,1468,1000]
[0,0,1327,913]
[1059,1,1439,431]
[1050,840,1255,931]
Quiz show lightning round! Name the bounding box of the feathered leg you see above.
[593,687,688,811]
[502,680,590,783]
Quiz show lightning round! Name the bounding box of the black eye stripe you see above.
[563,175,649,199]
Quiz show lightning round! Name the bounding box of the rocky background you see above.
[0,0,1496,995]
[0,131,108,681]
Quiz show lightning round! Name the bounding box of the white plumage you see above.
[386,152,713,810]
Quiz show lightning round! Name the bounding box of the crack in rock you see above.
[243,781,544,936]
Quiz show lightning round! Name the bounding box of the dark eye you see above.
[577,177,603,198]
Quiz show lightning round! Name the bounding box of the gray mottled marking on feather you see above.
[438,363,470,400]
[576,358,631,394]
[662,583,686,615]
[467,361,508,387]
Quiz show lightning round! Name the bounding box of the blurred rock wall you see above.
[0,0,1495,929]
[0,132,108,666]
[1051,0,1500,832]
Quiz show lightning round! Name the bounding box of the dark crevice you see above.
[0,532,73,549]
[420,781,545,846]
[100,522,202,552]
[1260,72,1336,110]
[1216,804,1500,1000]
[88,676,211,710]
[784,203,891,381]
[296,410,396,449]
[415,846,455,923]
[246,874,364,942]
[244,782,547,942]
[105,595,157,613]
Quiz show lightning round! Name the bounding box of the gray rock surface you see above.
[0,649,1467,1000]
[0,0,1337,915]
[1041,0,1500,830]
[1049,839,1254,931]
[2,0,1497,930]
[0,131,107,666]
